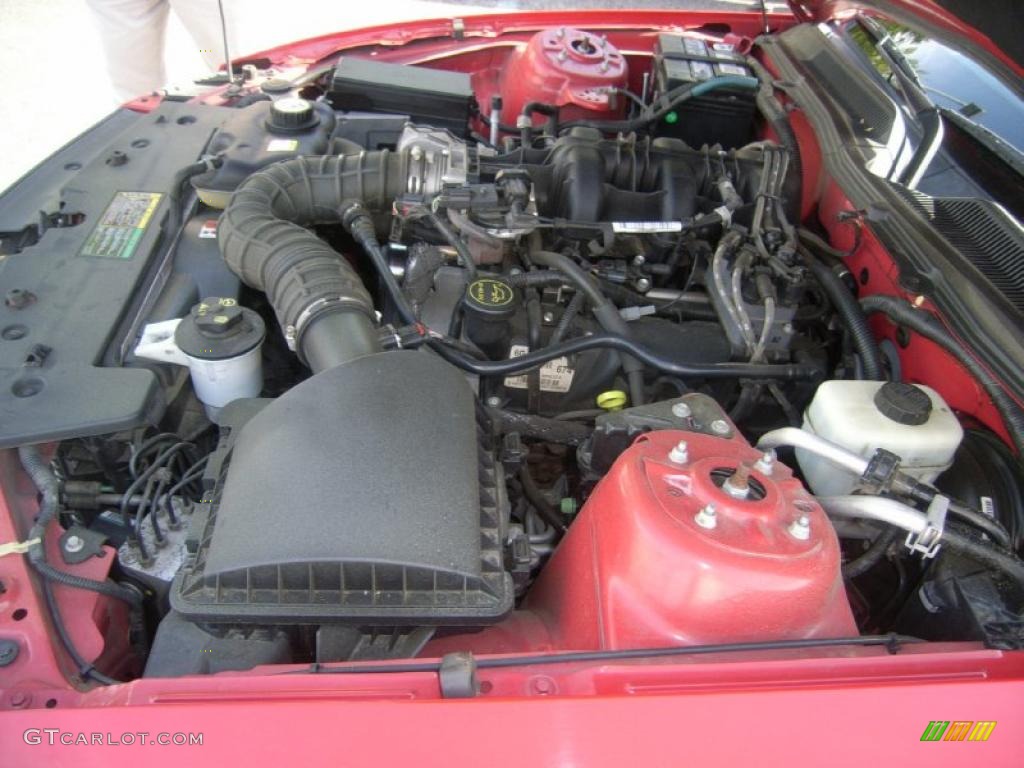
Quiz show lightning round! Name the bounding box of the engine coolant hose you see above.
[218,152,411,371]
[801,250,885,380]
[861,295,1024,458]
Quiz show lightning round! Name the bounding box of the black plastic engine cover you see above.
[172,349,512,625]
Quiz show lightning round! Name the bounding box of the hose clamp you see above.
[905,494,948,558]
[288,296,370,352]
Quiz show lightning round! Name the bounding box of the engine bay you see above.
[2,22,1023,683]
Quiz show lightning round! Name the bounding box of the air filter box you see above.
[328,57,475,137]
[171,350,513,626]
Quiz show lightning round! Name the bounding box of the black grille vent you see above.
[898,189,1024,314]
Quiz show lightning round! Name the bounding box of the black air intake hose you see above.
[218,152,409,371]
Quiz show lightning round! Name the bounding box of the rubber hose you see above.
[942,523,1024,586]
[746,55,802,223]
[861,295,1024,457]
[432,331,821,380]
[529,249,646,405]
[343,204,417,326]
[843,526,899,579]
[804,252,884,380]
[518,465,567,533]
[490,408,592,446]
[42,579,120,685]
[218,152,408,366]
[561,76,759,134]
[429,211,478,279]
[551,290,587,344]
[168,156,222,232]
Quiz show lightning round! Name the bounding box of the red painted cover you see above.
[499,28,628,125]
[527,429,856,649]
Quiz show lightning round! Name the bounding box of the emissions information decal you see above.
[80,192,162,259]
[504,345,575,393]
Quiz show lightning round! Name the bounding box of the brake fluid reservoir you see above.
[798,381,963,496]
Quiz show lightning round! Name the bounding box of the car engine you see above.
[3,26,1021,679]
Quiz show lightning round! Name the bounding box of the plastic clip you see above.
[905,494,949,559]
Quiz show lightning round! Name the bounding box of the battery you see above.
[653,34,757,150]
[329,57,475,138]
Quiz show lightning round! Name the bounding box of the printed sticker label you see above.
[267,139,299,152]
[504,345,575,393]
[80,191,162,259]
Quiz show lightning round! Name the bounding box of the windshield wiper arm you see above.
[858,15,943,187]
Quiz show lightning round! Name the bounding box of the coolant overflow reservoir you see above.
[798,380,963,496]
[134,298,265,420]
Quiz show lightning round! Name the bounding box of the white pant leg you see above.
[85,0,171,100]
[169,0,239,72]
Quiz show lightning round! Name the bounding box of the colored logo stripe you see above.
[969,722,997,742]
[920,721,996,742]
[944,722,973,741]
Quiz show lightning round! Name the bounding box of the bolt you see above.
[671,401,692,419]
[542,311,555,324]
[783,322,794,334]
[600,61,609,73]
[710,419,730,435]
[530,675,556,695]
[4,289,36,310]
[556,26,565,38]
[632,254,646,266]
[755,450,776,475]
[789,515,811,540]
[694,503,717,530]
[485,396,502,408]
[634,277,652,293]
[64,535,85,554]
[668,440,689,465]
[557,49,568,62]
[722,464,752,500]
[410,145,423,161]
[0,640,19,667]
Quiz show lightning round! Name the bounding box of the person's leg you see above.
[169,0,238,73]
[84,0,171,101]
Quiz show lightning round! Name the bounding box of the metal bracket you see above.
[905,494,949,558]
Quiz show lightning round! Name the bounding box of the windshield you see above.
[846,18,1024,155]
